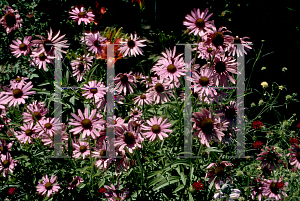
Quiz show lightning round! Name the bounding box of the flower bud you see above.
[261,67,266,70]
[189,186,195,193]
[236,170,244,177]
[291,173,297,178]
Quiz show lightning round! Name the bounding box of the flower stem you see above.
[135,149,145,198]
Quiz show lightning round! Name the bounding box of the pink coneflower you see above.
[84,32,106,55]
[114,151,129,176]
[66,176,84,190]
[261,176,288,200]
[9,76,29,87]
[22,100,49,123]
[119,33,146,57]
[190,67,218,99]
[36,174,60,198]
[105,180,130,201]
[69,108,106,139]
[34,117,62,137]
[72,139,90,160]
[214,100,238,129]
[9,36,33,58]
[228,35,253,57]
[31,28,69,59]
[95,93,124,113]
[205,160,233,190]
[152,47,185,83]
[146,78,175,104]
[0,139,14,156]
[0,153,18,177]
[133,93,153,106]
[183,8,214,37]
[202,20,234,53]
[0,116,11,132]
[129,108,143,119]
[30,50,54,71]
[191,108,227,147]
[106,115,126,129]
[132,72,146,83]
[128,119,143,134]
[92,138,113,171]
[0,94,6,110]
[192,42,221,61]
[0,5,23,34]
[69,6,95,25]
[115,122,143,154]
[287,143,300,170]
[71,54,93,82]
[0,81,36,107]
[82,80,106,100]
[114,72,137,95]
[154,46,181,67]
[141,116,172,141]
[257,146,283,171]
[40,124,68,148]
[207,54,240,87]
[250,175,264,201]
[208,89,230,105]
[15,122,38,144]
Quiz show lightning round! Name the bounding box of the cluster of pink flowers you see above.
[250,174,288,201]
[0,139,18,178]
[0,2,297,200]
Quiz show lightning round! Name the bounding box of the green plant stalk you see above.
[88,136,94,198]
[135,149,145,198]
[254,90,281,121]
[172,78,182,134]
[246,41,264,90]
[191,35,201,72]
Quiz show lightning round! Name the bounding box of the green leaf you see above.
[148,175,164,188]
[173,184,184,193]
[204,147,223,153]
[188,192,194,201]
[190,166,194,182]
[98,179,105,187]
[37,82,50,87]
[153,176,179,191]
[147,170,163,179]
[78,183,86,189]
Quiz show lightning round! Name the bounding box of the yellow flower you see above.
[258,99,264,106]
[278,85,283,90]
[261,81,268,88]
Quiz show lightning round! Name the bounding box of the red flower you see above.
[192,180,204,191]
[8,187,17,195]
[251,120,263,129]
[289,137,299,145]
[297,122,300,129]
[253,140,264,149]
[99,187,106,193]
